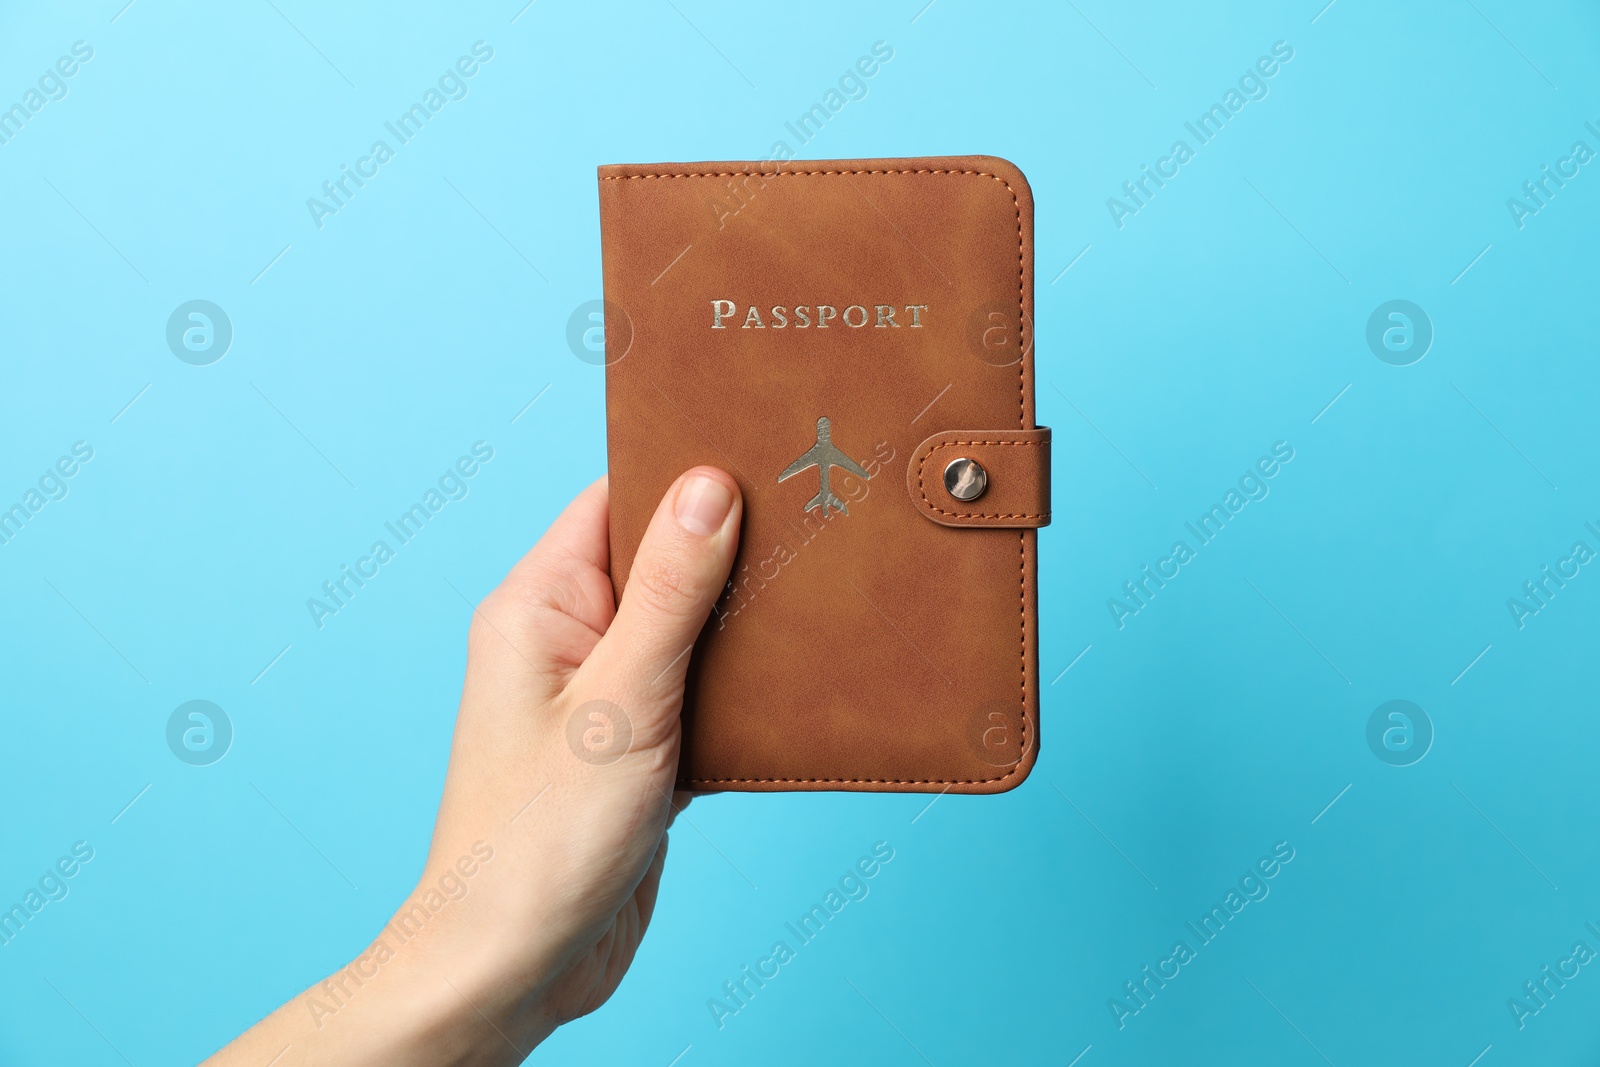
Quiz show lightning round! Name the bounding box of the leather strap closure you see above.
[906,428,1051,528]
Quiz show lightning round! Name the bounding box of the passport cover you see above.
[598,155,1049,793]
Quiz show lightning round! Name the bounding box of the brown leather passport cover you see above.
[598,155,1049,794]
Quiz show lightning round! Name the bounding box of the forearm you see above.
[204,890,558,1067]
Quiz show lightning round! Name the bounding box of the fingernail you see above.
[674,473,733,537]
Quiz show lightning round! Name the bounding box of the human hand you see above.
[206,467,742,1065]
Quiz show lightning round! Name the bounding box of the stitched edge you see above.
[681,774,1024,786]
[915,437,1049,520]
[603,167,1009,181]
[618,165,1033,787]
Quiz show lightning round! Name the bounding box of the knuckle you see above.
[495,574,555,622]
[484,564,572,626]
[466,592,514,652]
[627,556,707,618]
[468,585,546,649]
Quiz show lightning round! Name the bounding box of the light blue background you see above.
[2,0,1598,1063]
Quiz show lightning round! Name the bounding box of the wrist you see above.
[305,930,549,1064]
[389,852,568,1058]
[292,878,557,1066]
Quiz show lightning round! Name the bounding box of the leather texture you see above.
[908,428,1051,529]
[599,155,1048,793]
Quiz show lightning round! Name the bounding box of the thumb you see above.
[578,466,741,715]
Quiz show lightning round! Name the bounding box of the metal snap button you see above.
[943,457,987,501]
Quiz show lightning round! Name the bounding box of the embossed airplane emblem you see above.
[778,416,871,516]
